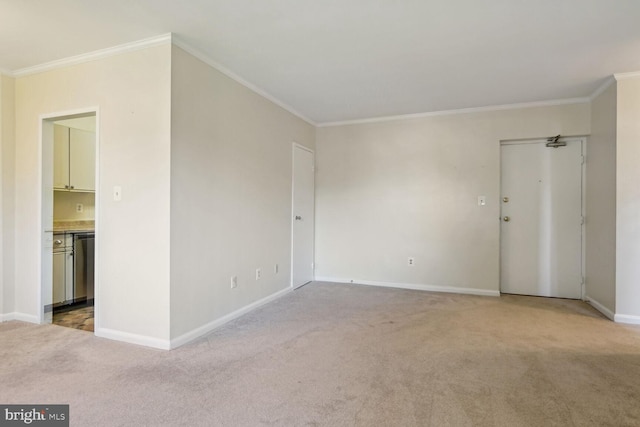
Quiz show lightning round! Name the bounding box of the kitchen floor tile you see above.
[53,305,94,332]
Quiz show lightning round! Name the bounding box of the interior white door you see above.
[292,144,315,289]
[500,139,583,299]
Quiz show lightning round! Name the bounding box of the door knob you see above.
[295,216,302,220]
[503,216,510,222]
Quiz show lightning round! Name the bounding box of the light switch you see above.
[113,186,122,201]
[478,196,486,206]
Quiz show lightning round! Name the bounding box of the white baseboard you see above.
[0,312,40,323]
[614,314,640,325]
[170,287,293,349]
[315,277,500,297]
[94,328,171,350]
[584,295,615,320]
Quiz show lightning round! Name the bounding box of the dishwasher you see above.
[73,232,95,303]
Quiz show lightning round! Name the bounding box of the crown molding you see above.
[0,67,14,77]
[6,32,315,125]
[589,76,616,100]
[614,71,640,81]
[171,35,316,126]
[317,97,590,127]
[12,33,172,77]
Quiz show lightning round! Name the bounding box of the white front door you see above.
[292,144,315,289]
[500,138,583,299]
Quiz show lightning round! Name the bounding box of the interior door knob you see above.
[503,216,510,222]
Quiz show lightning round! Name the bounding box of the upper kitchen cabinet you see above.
[54,124,96,192]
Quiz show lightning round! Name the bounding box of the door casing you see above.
[39,108,99,328]
[291,143,315,289]
[499,137,587,299]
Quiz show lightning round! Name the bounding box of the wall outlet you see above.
[408,257,415,266]
[274,264,279,274]
[76,203,84,213]
[256,268,261,280]
[230,276,237,289]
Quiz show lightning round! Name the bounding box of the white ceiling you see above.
[2,0,640,124]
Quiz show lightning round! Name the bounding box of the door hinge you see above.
[581,216,585,225]
[581,155,585,165]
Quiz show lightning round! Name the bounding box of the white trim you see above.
[39,107,100,122]
[7,32,315,125]
[39,108,99,326]
[500,136,587,146]
[0,67,13,77]
[315,277,500,297]
[93,110,101,333]
[614,71,640,81]
[581,138,587,301]
[292,142,314,154]
[12,34,172,77]
[589,76,616,100]
[317,97,590,127]
[0,313,12,322]
[94,328,171,350]
[37,117,45,323]
[171,35,316,126]
[614,314,640,325]
[584,295,615,320]
[0,312,40,323]
[170,287,293,349]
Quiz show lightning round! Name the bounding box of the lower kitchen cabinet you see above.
[52,233,74,306]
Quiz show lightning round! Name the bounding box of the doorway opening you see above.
[41,111,98,333]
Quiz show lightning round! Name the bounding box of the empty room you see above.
[1,1,640,425]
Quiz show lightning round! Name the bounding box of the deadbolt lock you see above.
[503,216,510,222]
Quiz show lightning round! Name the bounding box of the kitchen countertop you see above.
[53,220,95,233]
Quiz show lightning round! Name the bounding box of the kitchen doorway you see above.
[41,110,98,333]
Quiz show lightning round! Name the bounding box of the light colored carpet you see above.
[1,282,640,426]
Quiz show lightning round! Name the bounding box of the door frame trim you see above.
[38,107,100,329]
[290,142,315,289]
[498,136,587,299]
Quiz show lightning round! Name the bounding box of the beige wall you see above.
[14,44,172,345]
[615,76,640,321]
[585,83,617,315]
[315,104,590,294]
[169,46,315,341]
[1,74,16,318]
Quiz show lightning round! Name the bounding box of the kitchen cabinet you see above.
[54,124,96,192]
[52,233,74,306]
